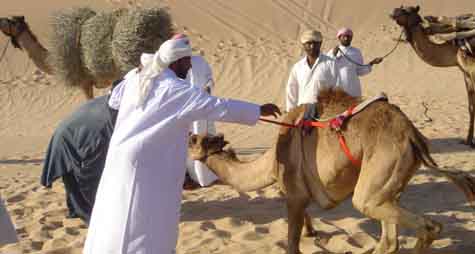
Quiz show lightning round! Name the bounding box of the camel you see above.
[188,89,475,254]
[390,5,475,147]
[0,16,105,99]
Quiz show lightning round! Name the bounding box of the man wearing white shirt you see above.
[286,30,337,112]
[328,28,382,97]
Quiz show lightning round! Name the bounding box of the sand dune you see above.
[1,0,475,253]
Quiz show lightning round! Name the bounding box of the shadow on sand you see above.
[182,170,475,253]
[429,137,474,154]
[0,158,43,165]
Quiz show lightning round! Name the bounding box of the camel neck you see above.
[205,147,277,192]
[407,25,459,67]
[17,30,52,74]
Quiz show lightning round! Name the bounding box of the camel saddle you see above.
[423,14,475,55]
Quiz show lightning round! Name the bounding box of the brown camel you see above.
[390,5,475,147]
[188,89,475,254]
[0,16,99,98]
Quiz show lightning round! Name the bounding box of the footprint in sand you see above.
[212,230,231,239]
[254,226,270,234]
[199,221,217,231]
[7,193,26,203]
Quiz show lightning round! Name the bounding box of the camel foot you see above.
[413,220,442,254]
[372,242,398,254]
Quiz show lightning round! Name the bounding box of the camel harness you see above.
[260,93,388,168]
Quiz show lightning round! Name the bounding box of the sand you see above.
[0,0,474,253]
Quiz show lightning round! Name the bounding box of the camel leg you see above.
[463,72,475,147]
[303,210,317,237]
[373,220,398,254]
[352,153,441,254]
[287,198,308,254]
[353,198,441,254]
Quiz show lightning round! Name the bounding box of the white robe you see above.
[83,68,260,254]
[286,54,336,112]
[185,55,218,186]
[327,45,371,97]
[0,196,17,245]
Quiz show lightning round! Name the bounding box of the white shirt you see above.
[185,55,219,186]
[328,45,371,97]
[286,54,336,112]
[187,55,214,90]
[84,68,260,254]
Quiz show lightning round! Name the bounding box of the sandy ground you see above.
[0,0,474,253]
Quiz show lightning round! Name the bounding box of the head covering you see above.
[300,30,322,44]
[171,33,187,40]
[140,53,154,67]
[137,37,192,107]
[337,27,353,38]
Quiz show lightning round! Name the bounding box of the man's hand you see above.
[260,103,281,118]
[332,46,339,57]
[369,57,383,65]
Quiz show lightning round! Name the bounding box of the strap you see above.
[337,133,361,168]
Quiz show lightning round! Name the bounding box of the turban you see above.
[137,37,193,107]
[337,28,353,38]
[140,53,154,67]
[300,30,322,44]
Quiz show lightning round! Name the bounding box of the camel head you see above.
[390,5,423,30]
[0,16,29,49]
[188,134,229,161]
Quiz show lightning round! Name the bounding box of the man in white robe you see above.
[286,30,337,112]
[185,54,219,187]
[83,36,280,254]
[328,27,382,97]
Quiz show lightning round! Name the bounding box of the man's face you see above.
[338,34,352,46]
[302,40,322,58]
[172,56,192,79]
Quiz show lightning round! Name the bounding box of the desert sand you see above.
[0,0,474,253]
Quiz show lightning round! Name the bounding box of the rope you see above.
[336,30,405,67]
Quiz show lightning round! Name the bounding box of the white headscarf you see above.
[137,37,193,107]
[140,53,154,68]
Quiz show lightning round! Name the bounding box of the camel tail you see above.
[410,127,475,208]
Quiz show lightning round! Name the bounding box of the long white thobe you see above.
[0,196,17,245]
[185,55,218,186]
[83,68,260,254]
[286,54,336,112]
[327,45,371,97]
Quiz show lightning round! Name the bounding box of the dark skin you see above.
[302,40,322,67]
[333,34,383,65]
[170,57,281,118]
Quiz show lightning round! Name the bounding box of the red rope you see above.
[259,104,361,169]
